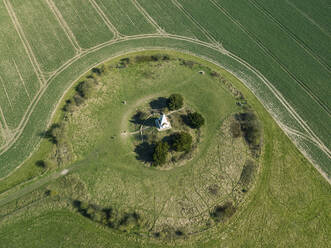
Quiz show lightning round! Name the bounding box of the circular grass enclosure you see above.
[41,51,261,239]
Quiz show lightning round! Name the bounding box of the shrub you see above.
[239,160,255,187]
[151,54,162,61]
[235,112,262,156]
[171,132,192,152]
[44,123,62,144]
[91,65,105,75]
[210,71,220,77]
[119,212,140,232]
[210,202,236,223]
[35,160,47,168]
[187,112,205,129]
[135,55,152,63]
[117,58,130,68]
[75,79,95,98]
[230,119,241,138]
[167,93,184,110]
[180,59,195,68]
[73,94,84,106]
[62,99,75,112]
[153,141,169,165]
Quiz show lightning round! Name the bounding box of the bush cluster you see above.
[167,93,184,111]
[44,123,62,144]
[116,58,130,68]
[153,141,169,165]
[210,202,236,223]
[235,112,262,156]
[73,200,140,232]
[171,132,192,152]
[63,78,97,113]
[135,54,170,63]
[239,160,255,189]
[187,112,205,129]
[152,132,193,165]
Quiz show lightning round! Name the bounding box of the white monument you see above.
[155,113,171,131]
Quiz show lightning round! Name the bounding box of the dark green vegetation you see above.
[153,141,169,166]
[130,93,197,167]
[186,112,205,129]
[0,51,329,247]
[171,132,192,152]
[167,93,184,111]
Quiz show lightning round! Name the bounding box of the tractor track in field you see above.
[3,0,45,86]
[89,0,121,39]
[209,0,331,117]
[247,0,331,72]
[0,30,329,184]
[171,0,218,45]
[131,0,165,34]
[285,0,331,38]
[45,0,83,55]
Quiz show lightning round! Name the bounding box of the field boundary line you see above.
[88,0,121,39]
[209,0,330,116]
[285,0,331,38]
[248,0,330,72]
[3,0,45,86]
[13,60,31,102]
[0,75,13,111]
[45,0,83,54]
[131,0,165,34]
[0,34,329,183]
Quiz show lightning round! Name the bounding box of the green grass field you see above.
[0,51,329,247]
[0,0,330,247]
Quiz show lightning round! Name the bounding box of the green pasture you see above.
[0,0,329,179]
[0,51,329,247]
[0,0,330,246]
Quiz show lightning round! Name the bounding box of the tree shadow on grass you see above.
[144,117,158,127]
[134,142,155,163]
[130,111,145,125]
[149,97,168,110]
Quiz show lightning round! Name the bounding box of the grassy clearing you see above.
[0,51,255,241]
[53,0,114,49]
[0,51,329,247]
[95,0,156,36]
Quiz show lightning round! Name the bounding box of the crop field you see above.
[0,0,330,247]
